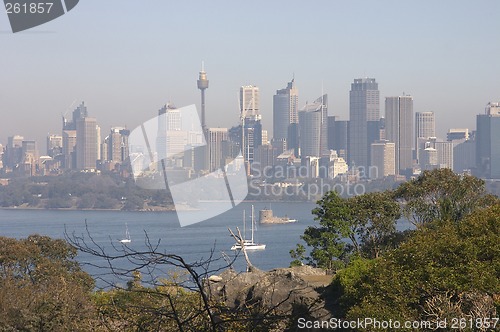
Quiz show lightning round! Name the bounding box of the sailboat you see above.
[119,223,131,244]
[231,205,266,251]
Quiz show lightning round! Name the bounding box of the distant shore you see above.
[0,200,312,212]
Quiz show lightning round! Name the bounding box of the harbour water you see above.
[0,202,414,287]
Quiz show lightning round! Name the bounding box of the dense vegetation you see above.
[292,169,500,330]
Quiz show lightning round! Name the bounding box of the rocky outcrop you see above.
[207,266,332,322]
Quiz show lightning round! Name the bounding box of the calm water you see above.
[0,202,318,285]
[0,202,413,287]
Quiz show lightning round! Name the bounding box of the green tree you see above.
[394,168,498,227]
[0,235,97,331]
[301,191,354,270]
[350,192,401,259]
[334,204,500,329]
[295,191,400,269]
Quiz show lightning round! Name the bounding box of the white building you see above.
[415,111,435,163]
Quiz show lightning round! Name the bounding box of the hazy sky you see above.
[1,0,499,150]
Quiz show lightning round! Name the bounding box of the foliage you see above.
[0,172,173,210]
[333,204,500,329]
[394,168,498,227]
[289,244,306,267]
[295,191,400,269]
[93,273,214,331]
[0,235,97,331]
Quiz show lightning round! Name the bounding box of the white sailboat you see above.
[231,205,266,251]
[119,223,131,244]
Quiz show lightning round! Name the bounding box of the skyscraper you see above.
[299,105,322,158]
[103,127,130,164]
[385,95,413,175]
[273,78,298,141]
[47,134,63,157]
[415,111,435,163]
[4,135,24,169]
[348,78,379,170]
[62,130,76,169]
[76,117,98,170]
[476,102,500,179]
[63,102,88,131]
[240,85,260,118]
[240,85,262,165]
[327,116,349,159]
[298,95,328,158]
[207,128,228,171]
[370,140,396,179]
[62,102,88,169]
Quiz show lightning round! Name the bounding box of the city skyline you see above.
[1,1,499,147]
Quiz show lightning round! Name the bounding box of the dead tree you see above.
[228,226,254,272]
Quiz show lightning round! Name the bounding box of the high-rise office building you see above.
[207,128,228,171]
[370,140,396,179]
[476,102,500,179]
[435,140,454,170]
[454,139,476,173]
[273,79,298,141]
[4,135,24,169]
[47,134,63,157]
[298,95,328,158]
[415,111,435,163]
[62,102,89,169]
[299,106,322,158]
[103,127,130,164]
[240,85,260,118]
[242,118,262,165]
[21,140,38,176]
[76,117,98,170]
[63,102,88,131]
[386,95,413,175]
[348,78,379,170]
[240,85,262,165]
[62,130,77,169]
[156,103,185,162]
[253,144,276,178]
[327,116,349,159]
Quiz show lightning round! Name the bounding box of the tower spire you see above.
[197,62,209,132]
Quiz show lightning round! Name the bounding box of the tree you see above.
[394,168,498,227]
[333,204,500,328]
[294,191,400,269]
[350,192,401,259]
[0,235,97,331]
[301,191,354,270]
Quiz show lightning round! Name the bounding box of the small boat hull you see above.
[231,243,266,251]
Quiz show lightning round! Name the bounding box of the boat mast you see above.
[243,210,246,240]
[251,205,254,243]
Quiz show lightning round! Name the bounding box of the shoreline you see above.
[0,200,313,212]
